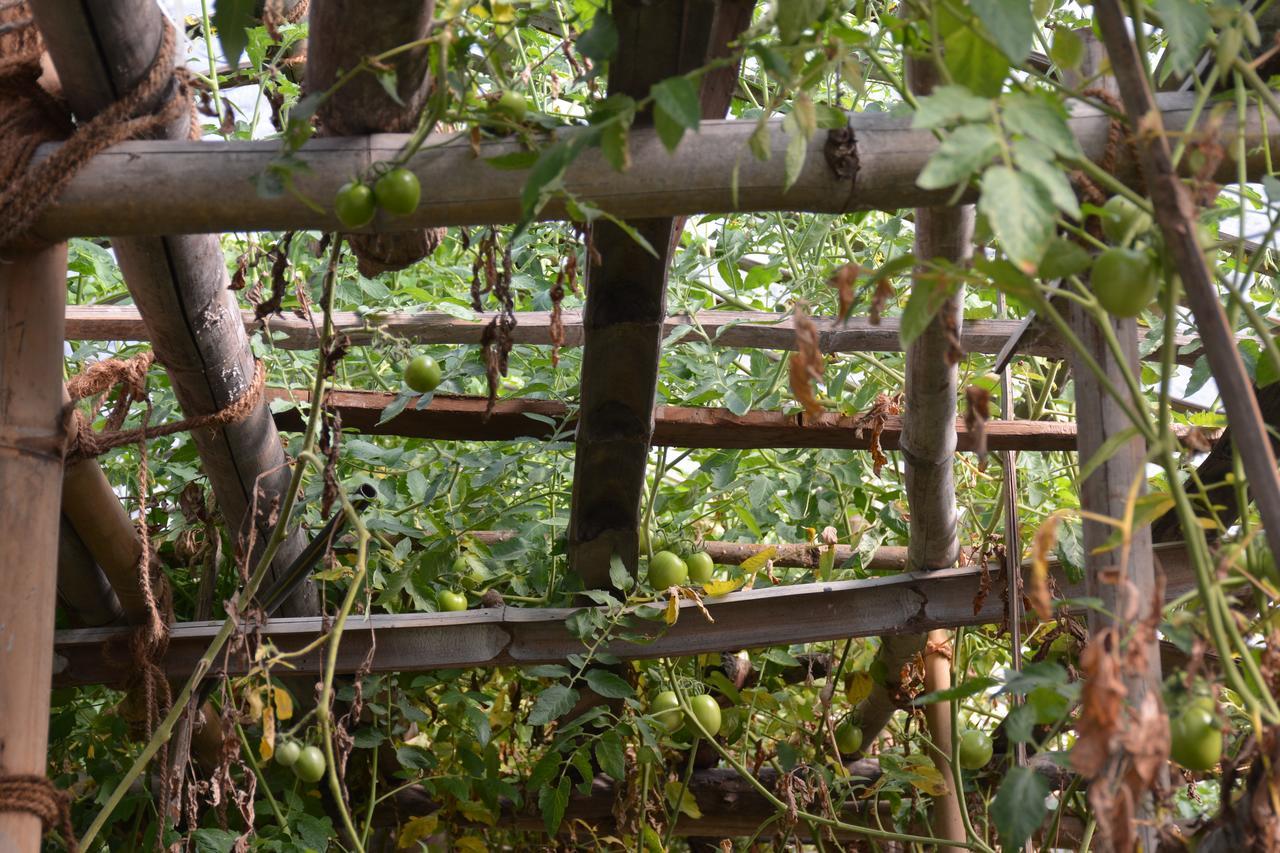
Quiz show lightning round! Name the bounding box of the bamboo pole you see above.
[1063,30,1165,851]
[61,304,1202,363]
[22,94,1274,240]
[56,516,124,627]
[896,49,970,850]
[32,0,315,616]
[0,243,68,852]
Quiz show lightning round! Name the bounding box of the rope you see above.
[64,354,267,462]
[0,774,78,852]
[0,6,194,249]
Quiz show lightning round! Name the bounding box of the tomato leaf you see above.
[528,685,579,726]
[212,0,255,69]
[944,25,1009,97]
[651,77,701,133]
[585,669,634,699]
[991,766,1050,849]
[739,545,778,573]
[1003,92,1082,159]
[971,0,1035,62]
[918,124,1000,190]
[1156,0,1211,75]
[576,10,618,65]
[539,776,571,835]
[979,166,1056,271]
[595,731,627,781]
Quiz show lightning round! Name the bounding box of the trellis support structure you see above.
[0,243,69,852]
[31,0,316,616]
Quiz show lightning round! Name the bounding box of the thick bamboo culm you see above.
[23,93,1274,239]
[0,244,68,851]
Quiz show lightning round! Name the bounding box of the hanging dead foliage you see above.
[788,302,825,420]
[253,232,294,322]
[852,392,901,475]
[469,229,518,419]
[827,262,861,322]
[1028,514,1060,622]
[964,384,990,465]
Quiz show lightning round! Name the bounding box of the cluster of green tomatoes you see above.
[272,738,327,784]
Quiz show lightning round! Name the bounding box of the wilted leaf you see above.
[1029,515,1061,621]
[397,814,439,849]
[740,545,778,573]
[259,706,275,762]
[273,686,294,721]
[704,577,744,597]
[788,304,825,418]
[845,670,874,704]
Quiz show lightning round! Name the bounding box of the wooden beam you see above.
[51,542,1198,688]
[63,304,1201,364]
[568,0,755,589]
[0,243,68,851]
[26,93,1274,239]
[267,387,1214,451]
[33,0,316,616]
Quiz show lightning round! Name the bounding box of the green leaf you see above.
[1077,425,1140,483]
[1013,139,1081,219]
[528,685,579,726]
[654,104,687,151]
[652,77,701,132]
[576,11,618,65]
[917,124,1000,190]
[991,766,1050,849]
[944,25,1010,97]
[485,150,540,171]
[1156,0,1211,75]
[375,70,403,105]
[979,165,1056,271]
[749,120,772,161]
[776,0,825,44]
[609,552,634,591]
[525,664,571,678]
[971,0,1035,62]
[783,116,809,190]
[595,731,627,781]
[912,86,993,129]
[520,141,576,221]
[1038,237,1092,279]
[601,121,631,171]
[527,749,562,789]
[974,256,1043,309]
[912,676,1000,705]
[584,669,634,699]
[191,829,240,853]
[900,276,959,349]
[539,776,571,834]
[375,392,413,427]
[212,0,255,69]
[1003,92,1082,159]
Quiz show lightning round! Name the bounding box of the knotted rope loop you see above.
[0,774,78,852]
[0,7,195,249]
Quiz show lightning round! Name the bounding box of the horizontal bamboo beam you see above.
[29,93,1269,239]
[267,388,1214,452]
[51,542,1195,687]
[63,304,1199,364]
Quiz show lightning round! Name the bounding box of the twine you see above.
[0,6,195,249]
[64,353,268,462]
[0,774,77,852]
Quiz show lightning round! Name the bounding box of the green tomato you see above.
[403,355,442,393]
[648,550,688,589]
[958,729,993,770]
[1100,195,1153,245]
[689,694,722,737]
[1091,247,1160,318]
[437,590,468,612]
[293,745,326,783]
[333,182,376,229]
[835,721,864,755]
[374,167,421,216]
[686,551,715,584]
[1170,704,1221,771]
[274,739,301,767]
[492,89,528,121]
[1048,28,1085,70]
[451,555,469,575]
[650,690,682,732]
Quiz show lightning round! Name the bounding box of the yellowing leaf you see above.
[665,780,703,819]
[845,671,873,705]
[457,801,496,827]
[704,578,744,597]
[246,686,265,719]
[398,814,439,849]
[1029,515,1060,622]
[739,545,778,574]
[273,686,294,721]
[259,707,275,762]
[904,761,949,797]
[663,594,680,626]
[454,838,489,853]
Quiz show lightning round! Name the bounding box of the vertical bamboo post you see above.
[1064,29,1164,850]
[0,243,69,851]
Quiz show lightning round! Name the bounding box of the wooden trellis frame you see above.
[0,0,1267,848]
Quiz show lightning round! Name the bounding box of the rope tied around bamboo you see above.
[0,4,196,250]
[60,350,266,820]
[0,775,77,852]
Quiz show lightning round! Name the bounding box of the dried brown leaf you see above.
[827,262,861,322]
[789,304,825,420]
[964,385,990,464]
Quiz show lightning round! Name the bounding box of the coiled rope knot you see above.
[0,2,196,249]
[0,774,78,852]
